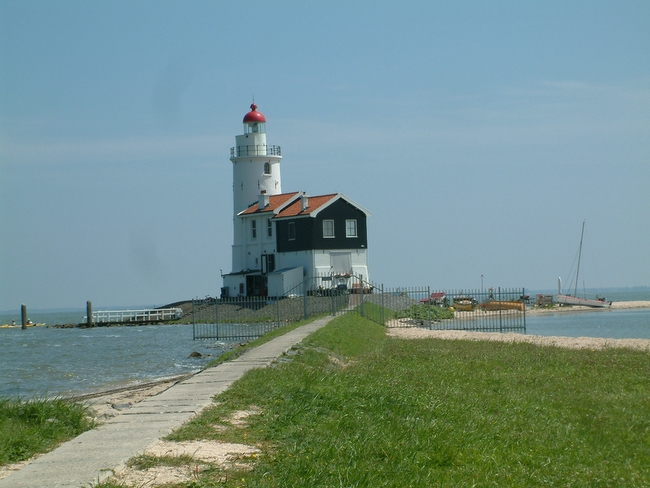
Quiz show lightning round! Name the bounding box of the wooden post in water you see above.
[87,301,93,327]
[21,304,27,330]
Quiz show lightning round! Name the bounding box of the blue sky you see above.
[1,1,649,310]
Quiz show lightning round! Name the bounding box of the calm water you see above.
[526,308,650,339]
[1,289,648,398]
[524,289,650,339]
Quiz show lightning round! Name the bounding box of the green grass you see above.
[0,397,95,465]
[162,313,650,487]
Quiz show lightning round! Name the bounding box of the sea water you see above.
[526,308,650,339]
[525,289,650,339]
[0,324,232,399]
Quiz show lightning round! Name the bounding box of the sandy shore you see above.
[527,300,650,314]
[387,327,650,351]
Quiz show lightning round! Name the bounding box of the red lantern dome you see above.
[243,103,266,123]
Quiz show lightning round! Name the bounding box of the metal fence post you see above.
[498,287,502,333]
[215,299,219,340]
[522,287,527,333]
[379,283,386,327]
[192,299,196,340]
[427,286,430,323]
[303,281,309,320]
[352,279,366,317]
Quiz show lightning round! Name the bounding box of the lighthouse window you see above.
[346,219,357,237]
[264,162,271,175]
[323,220,335,238]
[251,220,257,239]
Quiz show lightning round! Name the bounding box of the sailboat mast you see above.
[574,220,585,297]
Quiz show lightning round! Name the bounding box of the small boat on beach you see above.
[452,296,477,311]
[557,221,612,309]
[556,294,611,308]
[481,301,525,312]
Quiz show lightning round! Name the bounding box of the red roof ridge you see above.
[239,192,300,215]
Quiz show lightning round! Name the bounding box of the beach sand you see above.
[387,327,650,351]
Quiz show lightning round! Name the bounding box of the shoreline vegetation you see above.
[2,312,650,486]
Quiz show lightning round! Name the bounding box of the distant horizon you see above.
[2,285,648,315]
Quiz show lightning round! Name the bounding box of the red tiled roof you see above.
[275,193,338,218]
[239,192,300,215]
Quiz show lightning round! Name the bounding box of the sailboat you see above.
[557,221,612,308]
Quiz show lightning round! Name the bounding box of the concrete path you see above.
[1,316,334,488]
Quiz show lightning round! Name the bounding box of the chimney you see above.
[258,190,269,210]
[301,194,309,212]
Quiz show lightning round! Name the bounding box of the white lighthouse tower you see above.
[229,103,282,275]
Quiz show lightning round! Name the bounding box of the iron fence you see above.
[192,275,357,340]
[193,274,527,340]
[379,287,527,333]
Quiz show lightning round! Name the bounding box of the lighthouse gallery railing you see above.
[231,145,282,158]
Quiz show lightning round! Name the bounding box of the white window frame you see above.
[323,219,335,238]
[267,218,273,237]
[346,219,357,238]
[251,220,257,239]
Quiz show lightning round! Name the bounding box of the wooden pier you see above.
[82,308,183,325]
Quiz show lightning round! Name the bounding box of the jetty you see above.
[82,308,183,325]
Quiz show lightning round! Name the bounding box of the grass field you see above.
[159,313,650,487]
[0,397,94,466]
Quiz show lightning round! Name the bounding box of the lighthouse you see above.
[222,102,371,298]
[229,103,282,275]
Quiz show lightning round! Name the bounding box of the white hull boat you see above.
[557,221,612,309]
[556,294,612,308]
